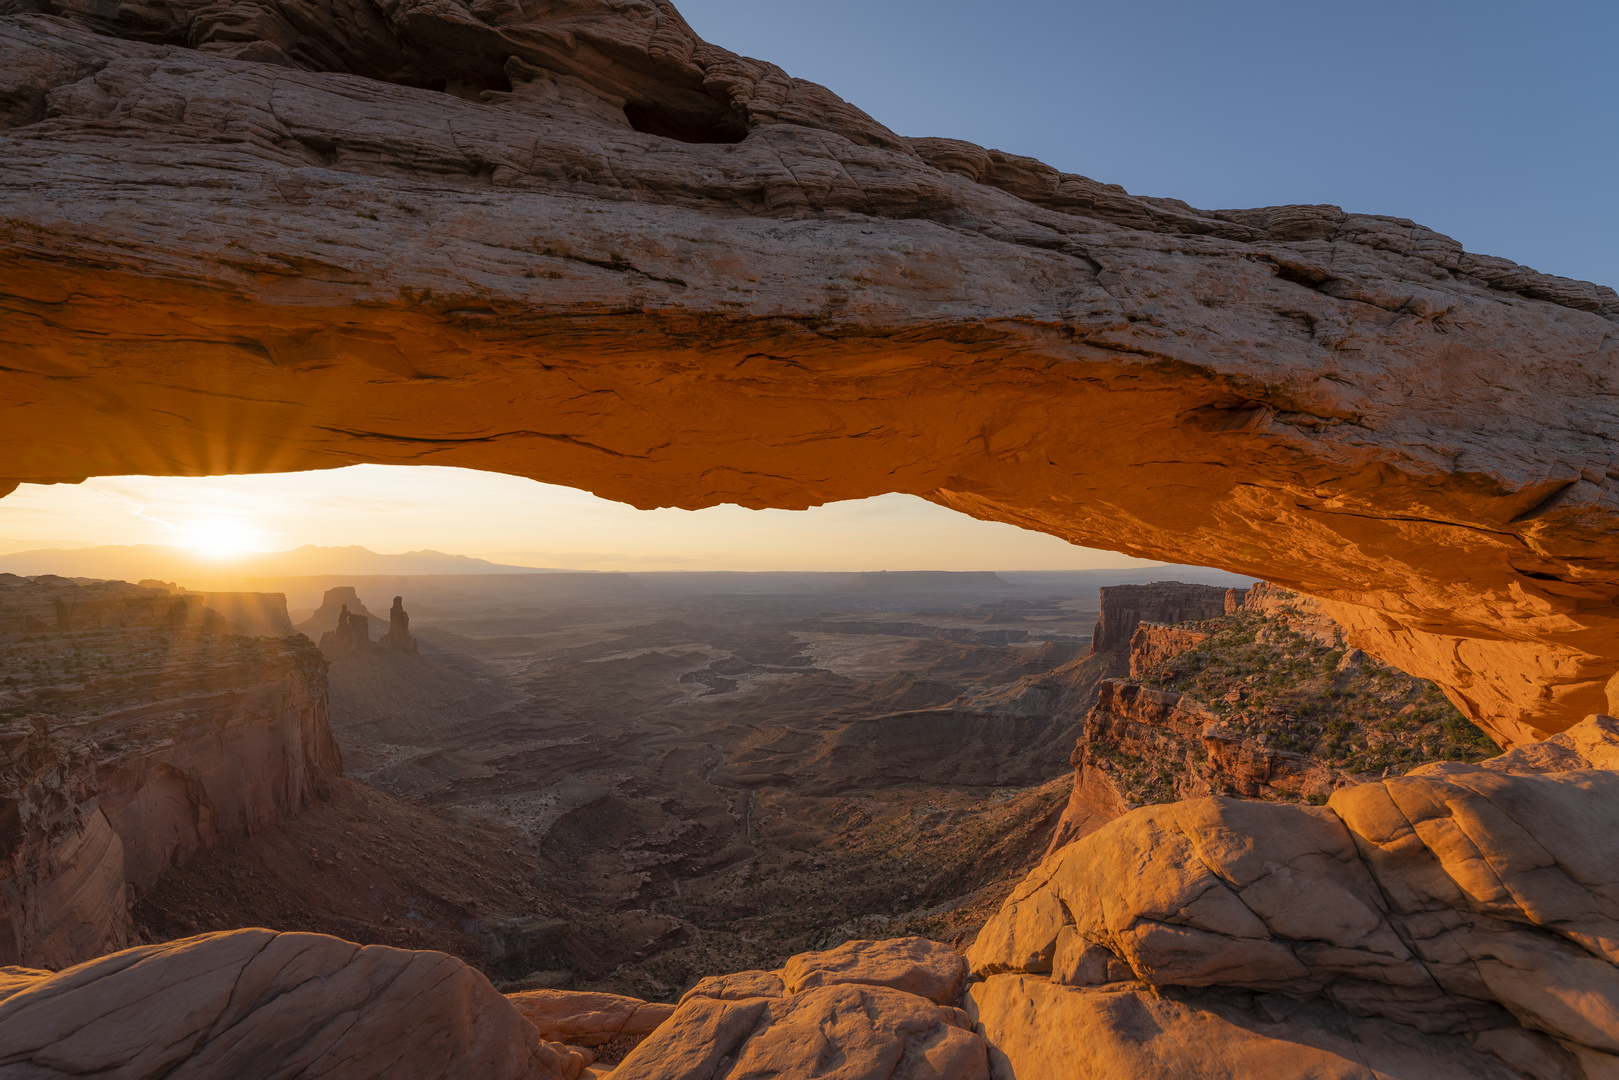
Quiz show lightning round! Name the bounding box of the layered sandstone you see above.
[0,575,340,968]
[297,587,379,638]
[1049,585,1497,853]
[1090,583,1231,656]
[0,575,289,637]
[0,719,127,968]
[1127,623,1209,678]
[1236,581,1343,647]
[0,5,1616,742]
[968,714,1619,1079]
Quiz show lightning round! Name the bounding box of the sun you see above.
[178,519,261,561]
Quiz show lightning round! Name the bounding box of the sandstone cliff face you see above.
[92,634,340,891]
[1045,678,1355,858]
[194,591,294,636]
[1,6,1617,742]
[0,575,341,967]
[968,714,1619,1080]
[0,720,127,969]
[1049,582,1495,856]
[0,575,292,639]
[1090,583,1230,656]
[1127,623,1209,679]
[296,586,378,639]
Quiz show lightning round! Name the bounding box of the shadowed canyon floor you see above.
[155,572,1132,997]
[122,571,1505,1006]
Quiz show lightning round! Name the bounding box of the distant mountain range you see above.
[0,544,559,586]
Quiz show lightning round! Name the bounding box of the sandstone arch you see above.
[2,2,1616,748]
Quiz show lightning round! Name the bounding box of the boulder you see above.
[616,982,986,1080]
[506,988,675,1047]
[678,969,788,1004]
[965,731,1619,1078]
[966,976,1529,1080]
[781,937,967,1005]
[0,929,585,1079]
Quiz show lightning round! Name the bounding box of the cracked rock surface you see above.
[0,928,588,1079]
[0,2,1617,744]
[965,714,1619,1079]
[616,936,984,1080]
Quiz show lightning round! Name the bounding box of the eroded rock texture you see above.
[617,937,986,1080]
[0,575,340,968]
[0,3,1616,744]
[967,714,1619,1079]
[1090,583,1230,657]
[0,929,585,1079]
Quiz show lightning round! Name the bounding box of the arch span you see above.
[1,5,1616,747]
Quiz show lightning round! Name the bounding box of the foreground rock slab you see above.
[968,977,1526,1080]
[1,4,1618,742]
[0,929,585,1079]
[507,987,675,1047]
[966,714,1619,1079]
[609,937,982,1080]
[620,939,985,1080]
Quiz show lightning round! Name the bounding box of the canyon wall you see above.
[0,720,127,968]
[1127,624,1210,679]
[0,5,1616,744]
[1090,583,1231,656]
[1048,581,1499,856]
[1046,679,1352,856]
[0,575,292,637]
[0,576,340,966]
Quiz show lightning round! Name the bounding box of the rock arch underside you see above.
[5,3,1619,1078]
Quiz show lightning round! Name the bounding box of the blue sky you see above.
[676,0,1617,288]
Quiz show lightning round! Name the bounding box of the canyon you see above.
[2,567,1615,1078]
[11,565,1594,1079]
[169,571,1133,996]
[0,0,1616,1075]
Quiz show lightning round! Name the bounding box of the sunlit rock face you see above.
[1,3,1617,743]
[967,715,1619,1079]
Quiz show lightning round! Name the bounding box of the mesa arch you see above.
[1,2,1616,749]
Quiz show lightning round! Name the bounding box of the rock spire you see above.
[383,596,417,654]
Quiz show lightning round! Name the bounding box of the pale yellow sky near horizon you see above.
[0,465,1161,573]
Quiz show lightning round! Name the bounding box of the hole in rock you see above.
[623,100,748,144]
[0,465,1497,1001]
